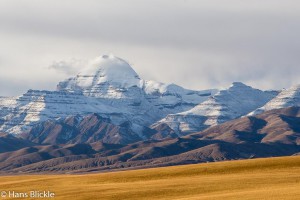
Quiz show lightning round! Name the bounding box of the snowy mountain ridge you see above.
[248,84,300,116]
[152,82,278,135]
[1,54,296,143]
[0,55,215,137]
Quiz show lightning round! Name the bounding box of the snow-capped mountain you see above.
[57,55,142,98]
[248,84,300,116]
[152,82,278,135]
[58,55,215,113]
[0,90,121,134]
[0,55,215,137]
[1,54,289,143]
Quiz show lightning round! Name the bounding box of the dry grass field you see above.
[0,156,299,200]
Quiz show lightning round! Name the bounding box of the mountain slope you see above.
[249,84,300,115]
[153,82,277,135]
[188,106,300,145]
[0,132,34,153]
[21,114,150,145]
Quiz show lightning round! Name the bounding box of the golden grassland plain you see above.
[0,156,299,200]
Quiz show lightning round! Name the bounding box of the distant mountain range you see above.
[0,106,299,174]
[0,55,300,173]
[0,55,215,138]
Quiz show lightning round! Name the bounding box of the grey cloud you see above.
[0,0,300,95]
[1,0,300,49]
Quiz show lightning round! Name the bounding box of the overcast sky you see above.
[1,0,300,96]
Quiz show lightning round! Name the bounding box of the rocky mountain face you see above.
[0,107,299,174]
[152,82,278,135]
[21,114,153,145]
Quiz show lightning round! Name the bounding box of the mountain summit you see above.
[57,55,142,98]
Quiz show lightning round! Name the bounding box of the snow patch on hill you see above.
[248,84,300,116]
